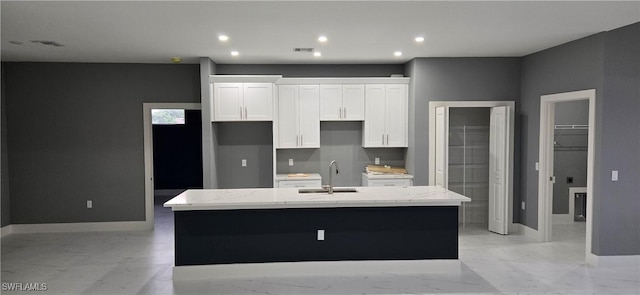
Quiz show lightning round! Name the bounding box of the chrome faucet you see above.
[328,160,339,194]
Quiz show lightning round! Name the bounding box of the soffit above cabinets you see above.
[209,75,410,85]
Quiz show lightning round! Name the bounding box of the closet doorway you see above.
[143,103,201,229]
[429,101,515,234]
[537,89,595,264]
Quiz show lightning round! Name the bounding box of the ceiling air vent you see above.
[293,48,314,53]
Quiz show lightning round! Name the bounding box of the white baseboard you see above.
[552,214,573,224]
[1,224,13,237]
[508,222,520,234]
[3,221,151,235]
[516,223,541,241]
[587,254,640,267]
[173,260,461,281]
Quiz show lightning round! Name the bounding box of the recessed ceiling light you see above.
[219,35,229,41]
[171,57,182,63]
[318,36,328,42]
[415,36,425,42]
[231,51,239,56]
[314,52,322,57]
[394,51,403,57]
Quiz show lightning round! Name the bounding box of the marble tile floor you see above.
[1,205,638,295]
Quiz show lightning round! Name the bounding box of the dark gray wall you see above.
[520,22,640,255]
[216,64,405,77]
[1,64,10,227]
[215,122,273,189]
[553,100,588,214]
[276,122,405,187]
[520,33,605,229]
[200,57,217,189]
[596,23,640,255]
[215,64,406,188]
[3,62,200,224]
[404,58,522,220]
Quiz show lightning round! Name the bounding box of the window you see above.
[152,109,185,125]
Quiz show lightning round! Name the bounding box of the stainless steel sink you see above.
[298,188,358,194]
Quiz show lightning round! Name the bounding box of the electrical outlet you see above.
[612,170,618,181]
[375,157,380,165]
[289,158,294,166]
[241,159,247,167]
[317,229,325,241]
[535,162,539,171]
[87,200,93,209]
[521,201,525,210]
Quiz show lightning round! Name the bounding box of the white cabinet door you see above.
[363,84,407,147]
[243,83,273,121]
[277,85,319,148]
[277,85,298,148]
[213,82,273,121]
[320,84,364,121]
[213,83,243,121]
[342,84,365,120]
[363,84,387,147]
[385,84,408,147]
[298,85,320,148]
[319,85,342,121]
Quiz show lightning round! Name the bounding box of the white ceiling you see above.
[1,1,639,64]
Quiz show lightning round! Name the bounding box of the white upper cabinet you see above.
[277,85,320,148]
[213,82,273,121]
[319,84,365,121]
[363,84,408,147]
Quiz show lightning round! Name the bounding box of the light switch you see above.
[241,159,247,167]
[87,200,93,209]
[612,170,618,181]
[317,229,325,241]
[521,201,525,210]
[535,162,539,171]
[289,158,294,166]
[375,158,380,165]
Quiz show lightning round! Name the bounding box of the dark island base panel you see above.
[174,206,459,266]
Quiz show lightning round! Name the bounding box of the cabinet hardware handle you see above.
[339,107,342,118]
[386,134,389,145]
[296,135,299,146]
[382,134,385,145]
[244,107,248,119]
[343,107,346,118]
[240,107,243,119]
[301,135,304,146]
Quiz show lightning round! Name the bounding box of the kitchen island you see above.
[164,186,470,280]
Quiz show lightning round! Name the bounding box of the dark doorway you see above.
[152,109,203,205]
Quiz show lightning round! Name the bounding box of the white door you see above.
[277,85,298,148]
[363,85,386,147]
[342,84,365,120]
[434,106,448,188]
[298,85,320,148]
[488,106,510,235]
[243,83,272,121]
[213,83,243,121]
[385,84,408,147]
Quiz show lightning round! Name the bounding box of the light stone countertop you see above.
[164,186,470,211]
